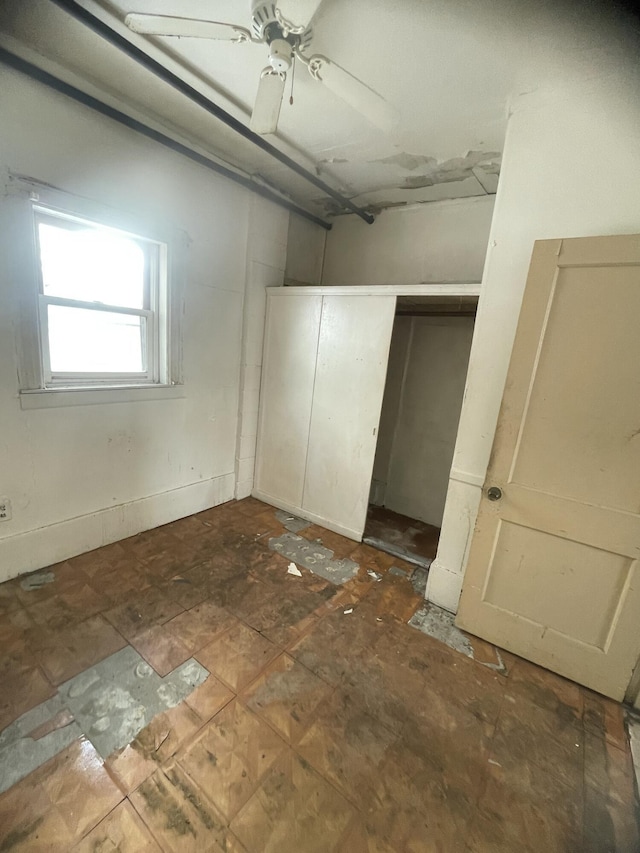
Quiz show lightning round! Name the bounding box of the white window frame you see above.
[34,205,166,388]
[4,172,185,408]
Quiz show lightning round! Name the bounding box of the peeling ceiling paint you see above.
[2,0,632,216]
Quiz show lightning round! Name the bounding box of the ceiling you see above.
[1,0,635,219]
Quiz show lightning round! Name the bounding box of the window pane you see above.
[47,305,145,374]
[38,220,147,309]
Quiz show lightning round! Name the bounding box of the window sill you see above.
[19,384,186,410]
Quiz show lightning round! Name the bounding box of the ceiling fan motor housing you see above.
[250,1,313,51]
[268,38,293,72]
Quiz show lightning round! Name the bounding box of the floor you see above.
[363,504,440,568]
[0,497,638,852]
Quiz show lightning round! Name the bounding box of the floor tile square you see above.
[242,653,334,743]
[231,749,354,853]
[130,766,229,852]
[33,615,127,685]
[71,799,162,851]
[195,621,280,692]
[0,664,55,730]
[185,674,235,722]
[296,691,398,811]
[104,587,184,641]
[166,600,235,653]
[129,624,192,676]
[177,699,286,820]
[39,738,124,838]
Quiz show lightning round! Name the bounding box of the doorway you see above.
[365,295,478,568]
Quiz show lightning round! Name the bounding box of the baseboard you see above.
[251,489,362,542]
[425,558,464,613]
[0,473,235,583]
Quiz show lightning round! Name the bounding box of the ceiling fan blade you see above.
[250,70,287,135]
[307,55,399,132]
[124,14,252,42]
[276,0,324,30]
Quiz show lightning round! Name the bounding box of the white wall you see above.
[284,213,326,286]
[379,316,474,527]
[322,195,495,286]
[0,69,282,582]
[427,64,640,612]
[235,197,289,499]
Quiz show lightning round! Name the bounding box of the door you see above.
[254,292,322,508]
[254,291,395,541]
[302,294,396,538]
[456,235,640,700]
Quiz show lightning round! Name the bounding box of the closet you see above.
[253,285,479,542]
[364,295,477,565]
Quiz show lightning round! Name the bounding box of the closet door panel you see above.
[302,295,396,539]
[254,292,322,508]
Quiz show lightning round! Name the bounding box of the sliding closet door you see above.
[254,291,322,508]
[302,295,396,539]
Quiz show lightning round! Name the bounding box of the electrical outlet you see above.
[0,498,11,521]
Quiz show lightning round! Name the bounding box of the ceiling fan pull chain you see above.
[290,57,295,105]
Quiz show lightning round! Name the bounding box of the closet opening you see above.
[365,294,478,569]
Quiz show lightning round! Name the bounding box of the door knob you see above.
[487,486,502,501]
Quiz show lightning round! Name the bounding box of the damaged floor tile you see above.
[409,602,506,673]
[0,648,208,792]
[269,532,358,585]
[58,647,208,758]
[0,695,82,793]
[19,570,56,591]
[275,509,311,534]
[410,566,429,596]
[388,565,411,578]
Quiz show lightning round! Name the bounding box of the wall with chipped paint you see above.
[0,70,280,581]
[372,316,474,527]
[321,195,495,286]
[427,63,640,613]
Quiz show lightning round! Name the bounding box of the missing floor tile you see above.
[19,570,56,591]
[275,510,311,534]
[58,647,208,759]
[409,602,506,674]
[269,532,358,585]
[0,696,82,793]
[0,648,209,793]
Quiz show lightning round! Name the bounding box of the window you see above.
[34,206,166,387]
[6,174,184,407]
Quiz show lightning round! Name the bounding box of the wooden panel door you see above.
[254,292,322,508]
[302,295,396,539]
[457,235,640,699]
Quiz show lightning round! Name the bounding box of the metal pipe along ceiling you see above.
[0,48,332,230]
[48,0,376,226]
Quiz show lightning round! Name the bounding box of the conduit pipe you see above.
[49,0,376,225]
[0,48,332,230]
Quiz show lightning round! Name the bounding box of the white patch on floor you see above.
[409,602,475,657]
[409,601,506,674]
[0,648,208,793]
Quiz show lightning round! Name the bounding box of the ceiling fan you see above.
[124,1,398,135]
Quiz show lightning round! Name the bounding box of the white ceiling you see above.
[1,0,634,218]
[103,0,515,210]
